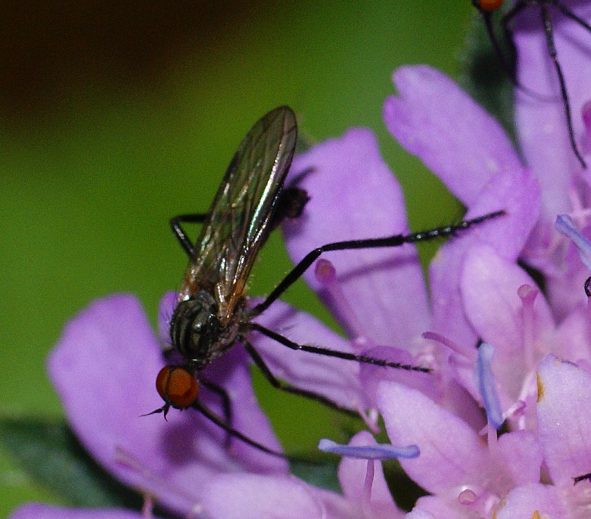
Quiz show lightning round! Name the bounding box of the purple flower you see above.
[9,66,540,518]
[10,92,518,517]
[355,14,591,510]
[512,1,591,319]
[375,355,591,518]
[12,6,591,511]
[47,294,288,515]
[12,293,412,519]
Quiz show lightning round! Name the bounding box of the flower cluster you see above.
[10,3,591,518]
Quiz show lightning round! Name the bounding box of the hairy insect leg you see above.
[249,323,429,374]
[242,339,360,416]
[252,210,505,315]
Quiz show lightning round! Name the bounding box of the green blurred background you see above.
[0,1,476,515]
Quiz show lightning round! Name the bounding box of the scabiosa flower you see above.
[9,71,529,517]
[337,9,591,510]
[8,64,545,518]
[12,8,591,514]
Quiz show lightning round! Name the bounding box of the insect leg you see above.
[504,0,586,168]
[501,0,528,28]
[539,3,585,168]
[573,472,591,484]
[170,214,208,257]
[189,398,288,458]
[553,0,591,33]
[250,322,429,373]
[475,1,519,83]
[242,339,360,415]
[200,378,233,448]
[252,210,505,315]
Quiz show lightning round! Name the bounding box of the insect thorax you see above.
[170,291,238,371]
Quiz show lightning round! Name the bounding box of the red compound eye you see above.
[478,0,503,11]
[156,366,199,409]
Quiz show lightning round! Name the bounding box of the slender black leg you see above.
[189,399,288,458]
[503,0,586,169]
[249,323,430,374]
[170,213,208,257]
[200,379,233,448]
[479,5,519,83]
[553,0,591,33]
[573,472,591,485]
[539,3,585,168]
[242,340,359,416]
[475,0,552,100]
[252,210,505,315]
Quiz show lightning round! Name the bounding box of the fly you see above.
[149,106,504,457]
[472,0,590,169]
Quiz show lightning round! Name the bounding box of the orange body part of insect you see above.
[478,0,504,11]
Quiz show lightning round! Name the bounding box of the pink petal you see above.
[429,166,540,347]
[284,127,430,348]
[461,245,554,401]
[514,3,591,215]
[537,355,591,487]
[200,474,350,519]
[497,430,543,486]
[8,504,143,519]
[493,483,567,519]
[377,381,488,494]
[47,294,286,515]
[384,65,522,207]
[337,431,403,519]
[252,298,369,410]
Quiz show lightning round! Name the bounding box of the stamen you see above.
[475,343,503,430]
[517,284,538,370]
[458,488,477,505]
[142,494,155,519]
[556,214,591,271]
[314,258,337,284]
[361,459,375,517]
[504,399,526,421]
[422,331,477,362]
[318,438,419,460]
[314,259,366,338]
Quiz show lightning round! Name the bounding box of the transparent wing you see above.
[178,106,297,323]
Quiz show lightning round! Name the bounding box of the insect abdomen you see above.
[170,291,223,370]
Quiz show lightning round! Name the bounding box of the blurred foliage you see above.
[458,7,516,141]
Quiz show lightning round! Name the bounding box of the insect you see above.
[472,0,590,169]
[150,106,504,457]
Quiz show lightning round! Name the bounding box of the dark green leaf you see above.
[0,416,142,509]
[290,457,341,493]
